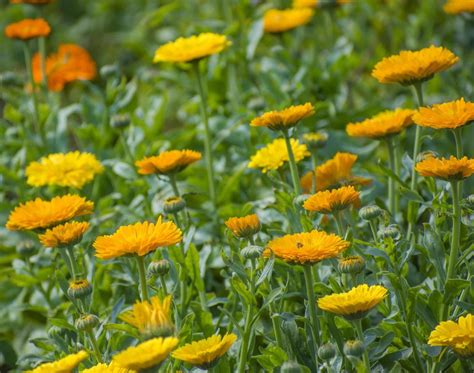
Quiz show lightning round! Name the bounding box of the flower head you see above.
[413,98,474,130]
[303,186,360,214]
[346,109,415,139]
[250,103,315,131]
[82,363,135,373]
[263,8,314,33]
[93,217,182,259]
[428,314,474,357]
[4,18,51,40]
[120,296,174,338]
[135,150,201,175]
[225,214,261,238]
[444,0,474,14]
[318,284,388,320]
[25,350,88,373]
[249,138,310,173]
[113,337,179,371]
[26,151,103,189]
[154,33,231,63]
[7,195,94,231]
[172,333,237,369]
[372,46,459,85]
[293,0,318,7]
[416,156,474,180]
[264,230,349,265]
[38,221,89,248]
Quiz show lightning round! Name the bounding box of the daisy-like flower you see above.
[264,230,349,265]
[318,284,388,320]
[413,98,474,130]
[4,18,51,40]
[172,333,237,370]
[428,314,474,358]
[263,8,314,33]
[93,217,182,259]
[372,46,459,85]
[224,214,261,238]
[293,0,318,7]
[444,0,474,14]
[135,150,201,175]
[250,103,315,131]
[153,33,231,63]
[301,152,371,192]
[32,44,96,92]
[82,363,135,373]
[38,221,89,248]
[303,186,360,214]
[346,109,415,139]
[26,151,104,189]
[6,195,94,231]
[120,295,174,338]
[113,337,179,371]
[248,138,310,173]
[416,156,474,180]
[25,350,88,373]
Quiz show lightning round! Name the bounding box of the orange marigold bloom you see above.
[224,214,261,238]
[135,150,201,175]
[346,109,415,139]
[416,156,474,180]
[4,18,51,40]
[263,8,314,33]
[250,103,315,131]
[372,46,459,85]
[428,314,474,358]
[38,221,90,248]
[413,98,474,130]
[444,0,474,14]
[32,44,96,92]
[303,186,360,214]
[6,195,94,231]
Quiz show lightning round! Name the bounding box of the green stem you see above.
[159,275,168,296]
[452,128,463,159]
[86,330,102,363]
[282,131,302,195]
[303,265,321,368]
[270,313,284,350]
[369,221,379,244]
[66,246,80,279]
[386,138,397,215]
[119,132,134,164]
[38,37,47,90]
[310,153,317,194]
[169,174,190,228]
[59,248,74,279]
[169,174,181,197]
[238,304,253,373]
[136,256,149,301]
[334,212,345,238]
[354,319,370,372]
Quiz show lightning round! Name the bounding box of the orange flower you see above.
[416,156,474,180]
[136,150,201,175]
[443,0,474,14]
[250,103,315,131]
[263,8,314,33]
[413,98,474,130]
[4,19,51,40]
[39,221,90,248]
[346,109,415,139]
[303,186,360,214]
[224,214,261,238]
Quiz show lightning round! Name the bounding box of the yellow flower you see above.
[318,284,388,320]
[416,156,474,180]
[303,186,360,214]
[26,151,104,189]
[302,131,328,147]
[293,0,318,8]
[135,150,201,175]
[413,98,474,130]
[264,230,349,265]
[248,138,310,173]
[428,314,474,357]
[372,46,459,85]
[250,103,315,131]
[444,0,474,14]
[6,195,94,231]
[93,217,182,259]
[120,295,174,338]
[25,350,88,373]
[82,363,135,373]
[224,214,261,238]
[172,333,237,369]
[346,109,415,139]
[113,337,179,371]
[263,8,314,33]
[301,152,371,192]
[4,18,51,40]
[38,221,89,248]
[153,33,231,63]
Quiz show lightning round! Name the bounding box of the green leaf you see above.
[230,275,255,306]
[49,318,76,332]
[185,244,204,292]
[253,344,288,371]
[256,255,274,287]
[443,279,469,305]
[422,224,446,285]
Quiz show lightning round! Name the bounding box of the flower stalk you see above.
[136,255,149,301]
[386,137,398,215]
[86,330,102,364]
[303,265,321,366]
[282,130,302,195]
[354,319,370,372]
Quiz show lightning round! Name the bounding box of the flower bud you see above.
[318,342,336,361]
[416,150,438,163]
[359,205,383,221]
[280,361,304,373]
[163,196,186,214]
[302,131,329,150]
[148,259,170,277]
[344,339,365,357]
[75,314,100,332]
[17,240,36,257]
[68,279,93,300]
[111,113,131,129]
[241,245,263,260]
[100,64,119,79]
[338,256,365,274]
[378,224,401,240]
[465,194,474,208]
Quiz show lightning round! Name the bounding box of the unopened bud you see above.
[241,245,263,260]
[149,259,170,277]
[344,339,365,357]
[111,113,130,129]
[359,205,383,221]
[75,314,99,332]
[68,279,92,300]
[280,361,304,373]
[338,256,365,274]
[318,342,336,361]
[378,224,401,240]
[163,196,186,214]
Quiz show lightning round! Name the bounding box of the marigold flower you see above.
[250,103,315,131]
[318,284,388,320]
[303,186,360,214]
[113,337,179,371]
[416,156,474,180]
[248,138,310,173]
[293,0,318,8]
[93,217,182,259]
[82,363,135,373]
[4,18,51,40]
[32,44,96,92]
[38,221,89,248]
[135,150,201,175]
[6,195,94,231]
[172,333,237,369]
[346,109,415,139]
[154,33,231,63]
[264,230,349,265]
[443,0,474,14]
[224,214,261,238]
[26,151,104,189]
[263,8,314,33]
[412,98,474,130]
[372,46,459,85]
[428,314,474,357]
[25,350,88,373]
[120,295,174,338]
